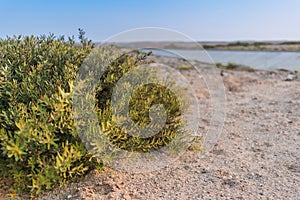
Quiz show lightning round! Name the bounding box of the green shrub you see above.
[280,41,300,45]
[215,62,223,68]
[95,50,189,153]
[0,32,100,196]
[216,62,254,72]
[178,65,193,70]
[0,33,189,197]
[228,41,250,47]
[253,42,272,46]
[202,45,215,49]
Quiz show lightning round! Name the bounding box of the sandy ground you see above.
[1,57,299,199]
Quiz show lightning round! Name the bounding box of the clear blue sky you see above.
[1,0,300,41]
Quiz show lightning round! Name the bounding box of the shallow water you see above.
[151,49,300,70]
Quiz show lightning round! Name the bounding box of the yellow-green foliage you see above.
[0,33,189,197]
[178,65,193,70]
[0,32,100,196]
[216,62,254,72]
[96,52,187,153]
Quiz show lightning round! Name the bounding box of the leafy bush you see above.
[94,50,188,153]
[178,65,193,70]
[0,33,189,197]
[253,42,272,46]
[202,44,215,49]
[280,41,300,45]
[228,41,250,47]
[216,62,254,72]
[0,32,100,196]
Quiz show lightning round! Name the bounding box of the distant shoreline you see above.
[174,48,300,53]
[146,48,300,71]
[115,41,300,52]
